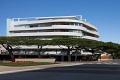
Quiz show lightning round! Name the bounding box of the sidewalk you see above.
[0,63,63,74]
[0,62,80,74]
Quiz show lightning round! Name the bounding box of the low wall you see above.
[98,56,113,61]
[15,58,55,63]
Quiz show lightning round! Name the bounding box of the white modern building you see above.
[7,15,99,40]
[6,15,99,56]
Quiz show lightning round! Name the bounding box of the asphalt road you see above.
[0,60,120,80]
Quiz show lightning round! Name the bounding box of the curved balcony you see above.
[82,36,99,41]
[13,19,97,30]
[10,25,99,36]
[8,32,82,37]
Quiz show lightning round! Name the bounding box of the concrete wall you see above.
[15,58,56,63]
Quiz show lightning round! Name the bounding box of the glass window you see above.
[30,25,38,28]
[70,23,74,25]
[22,25,30,28]
[38,23,51,27]
[75,23,78,26]
[79,23,82,26]
[69,30,73,32]
[15,25,21,27]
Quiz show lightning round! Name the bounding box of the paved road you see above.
[0,60,120,80]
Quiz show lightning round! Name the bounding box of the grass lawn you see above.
[0,61,56,67]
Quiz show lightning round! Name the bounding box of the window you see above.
[70,23,74,25]
[79,23,82,26]
[38,23,52,27]
[75,23,78,26]
[30,25,38,28]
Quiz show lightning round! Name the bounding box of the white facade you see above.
[7,15,99,41]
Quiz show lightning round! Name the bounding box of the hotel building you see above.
[7,15,99,40]
[6,15,99,56]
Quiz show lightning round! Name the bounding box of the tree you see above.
[0,37,25,62]
[98,42,120,59]
[0,36,120,62]
[36,40,52,58]
[52,38,79,61]
[24,38,52,58]
[52,38,100,61]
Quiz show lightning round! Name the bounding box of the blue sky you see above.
[0,0,120,44]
